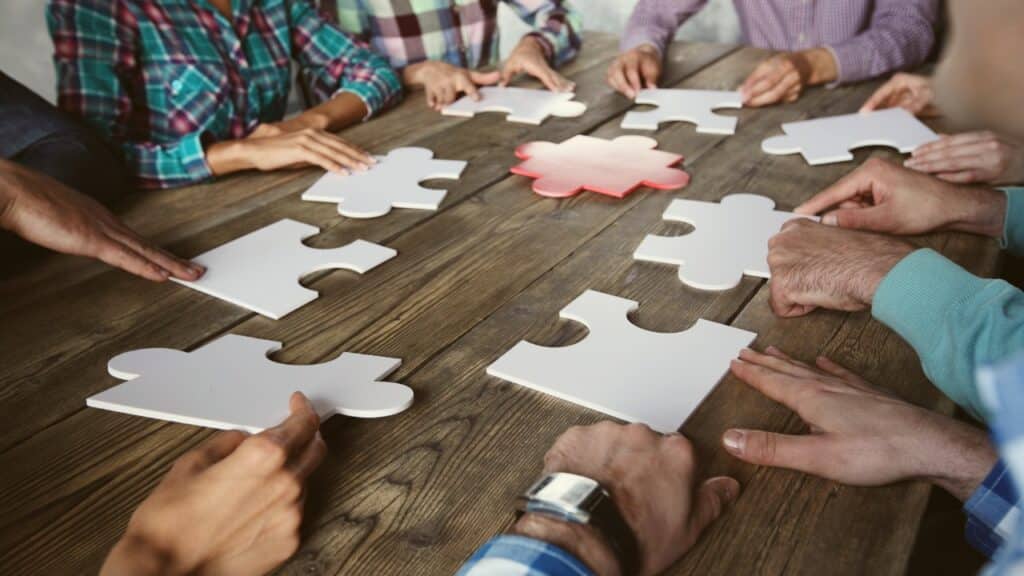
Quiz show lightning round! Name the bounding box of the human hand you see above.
[606,44,662,99]
[513,421,739,576]
[905,131,1024,185]
[403,61,501,111]
[796,158,1008,237]
[859,73,940,117]
[207,126,375,176]
[741,49,835,107]
[101,393,327,576]
[0,160,202,282]
[500,35,575,93]
[723,347,996,500]
[766,218,916,317]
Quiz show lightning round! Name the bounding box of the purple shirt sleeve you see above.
[824,0,939,84]
[620,0,708,55]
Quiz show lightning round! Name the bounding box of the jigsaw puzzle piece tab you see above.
[622,89,743,134]
[487,290,756,433]
[172,219,396,319]
[302,147,465,219]
[441,87,586,125]
[91,334,412,433]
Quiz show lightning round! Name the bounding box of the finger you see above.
[460,77,481,101]
[640,58,660,89]
[607,61,633,98]
[935,170,982,184]
[912,131,994,155]
[686,477,740,542]
[739,61,772,96]
[104,226,204,281]
[310,132,373,166]
[813,356,871,388]
[499,62,517,86]
[747,73,800,107]
[820,205,889,231]
[625,63,643,98]
[95,238,171,282]
[259,392,321,462]
[289,431,327,481]
[304,137,370,172]
[738,348,819,379]
[722,428,825,473]
[795,167,877,216]
[188,430,249,471]
[298,144,349,174]
[860,83,897,113]
[730,358,814,411]
[469,70,502,87]
[768,280,817,318]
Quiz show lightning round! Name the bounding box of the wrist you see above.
[915,415,998,502]
[102,531,179,576]
[947,186,1009,239]
[401,61,429,88]
[204,139,250,175]
[797,47,838,86]
[511,513,622,576]
[861,242,916,305]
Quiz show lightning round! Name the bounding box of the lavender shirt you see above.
[622,0,940,84]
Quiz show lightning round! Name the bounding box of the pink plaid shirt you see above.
[622,0,940,84]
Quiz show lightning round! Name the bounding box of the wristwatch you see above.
[516,472,639,574]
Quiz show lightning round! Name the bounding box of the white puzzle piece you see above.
[172,219,396,320]
[622,89,743,134]
[634,194,817,290]
[302,147,467,219]
[761,108,939,165]
[88,334,413,433]
[487,290,756,433]
[441,86,587,125]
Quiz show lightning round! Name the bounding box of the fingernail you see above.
[315,430,324,443]
[723,430,745,453]
[159,268,170,279]
[191,263,206,274]
[766,345,779,353]
[823,214,837,226]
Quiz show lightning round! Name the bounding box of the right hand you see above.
[516,421,739,576]
[860,73,940,117]
[101,393,327,575]
[0,159,203,282]
[207,126,375,176]
[606,44,662,98]
[796,157,1008,238]
[403,61,502,111]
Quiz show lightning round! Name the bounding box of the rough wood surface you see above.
[0,34,1000,575]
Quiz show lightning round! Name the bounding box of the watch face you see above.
[528,473,603,514]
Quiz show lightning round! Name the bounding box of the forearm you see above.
[285,92,369,132]
[872,249,1024,420]
[620,0,703,55]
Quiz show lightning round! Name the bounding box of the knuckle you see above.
[272,472,303,502]
[244,435,289,469]
[753,432,777,463]
[664,433,695,460]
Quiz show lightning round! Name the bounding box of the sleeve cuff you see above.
[1001,187,1024,255]
[823,40,870,85]
[179,131,214,182]
[965,460,1019,558]
[456,535,595,576]
[619,29,666,57]
[333,82,400,121]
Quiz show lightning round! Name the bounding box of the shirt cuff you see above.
[179,131,214,183]
[871,248,992,413]
[965,460,1019,558]
[620,28,666,57]
[333,79,401,121]
[1001,187,1024,254]
[456,535,595,576]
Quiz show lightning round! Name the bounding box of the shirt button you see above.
[171,79,184,93]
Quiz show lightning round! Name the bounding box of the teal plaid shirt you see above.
[48,0,402,190]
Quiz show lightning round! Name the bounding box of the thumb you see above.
[686,477,740,541]
[722,429,820,472]
[470,70,502,86]
[822,205,887,231]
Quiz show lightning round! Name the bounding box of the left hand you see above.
[724,347,996,501]
[905,131,1024,185]
[740,53,811,107]
[766,219,915,317]
[501,36,575,93]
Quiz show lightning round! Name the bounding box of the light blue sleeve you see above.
[871,247,1024,421]
[1001,188,1024,257]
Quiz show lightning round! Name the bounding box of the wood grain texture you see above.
[0,35,1000,575]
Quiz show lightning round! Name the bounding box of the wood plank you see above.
[0,40,739,454]
[0,42,740,573]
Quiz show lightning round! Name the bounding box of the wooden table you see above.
[0,33,1003,575]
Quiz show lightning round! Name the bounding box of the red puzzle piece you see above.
[510,135,690,198]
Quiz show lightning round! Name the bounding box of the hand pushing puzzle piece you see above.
[621,89,743,134]
[634,194,817,290]
[172,219,396,320]
[441,86,586,125]
[761,108,939,165]
[302,147,467,219]
[87,334,413,433]
[511,135,690,198]
[487,290,756,433]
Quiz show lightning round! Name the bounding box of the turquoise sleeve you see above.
[872,248,1024,421]
[1001,187,1024,257]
